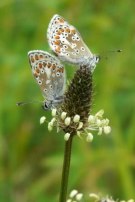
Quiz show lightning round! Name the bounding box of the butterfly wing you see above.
[28,50,65,102]
[47,14,93,65]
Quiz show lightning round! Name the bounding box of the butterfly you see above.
[28,50,66,110]
[47,14,99,72]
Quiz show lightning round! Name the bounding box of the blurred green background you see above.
[0,0,135,201]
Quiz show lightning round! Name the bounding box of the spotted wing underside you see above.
[28,50,65,101]
[47,14,93,64]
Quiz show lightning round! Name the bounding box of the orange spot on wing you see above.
[61,68,64,73]
[36,68,40,74]
[65,28,70,33]
[39,54,43,59]
[31,56,35,63]
[58,68,64,73]
[55,47,61,53]
[59,18,64,23]
[47,63,51,68]
[54,40,60,45]
[71,29,76,34]
[38,63,42,68]
[34,72,38,78]
[35,54,39,60]
[56,30,61,35]
[57,69,61,73]
[43,62,46,67]
[60,28,64,32]
[52,64,56,70]
[55,35,60,39]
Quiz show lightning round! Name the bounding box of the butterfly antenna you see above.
[99,49,123,60]
[107,49,122,53]
[16,100,43,106]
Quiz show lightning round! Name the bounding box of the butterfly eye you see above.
[42,102,50,110]
[96,55,100,62]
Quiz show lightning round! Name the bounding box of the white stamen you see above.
[88,115,95,123]
[40,116,46,124]
[89,193,100,200]
[104,118,110,125]
[86,133,93,142]
[127,200,134,202]
[76,193,83,201]
[70,190,78,198]
[77,131,81,138]
[64,133,70,141]
[52,108,57,117]
[95,109,104,118]
[48,122,53,131]
[66,199,72,202]
[96,119,102,127]
[77,122,83,129]
[61,112,67,120]
[50,118,56,124]
[103,126,111,134]
[64,117,71,126]
[102,119,109,126]
[73,114,80,123]
[98,127,103,135]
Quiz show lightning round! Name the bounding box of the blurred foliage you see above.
[0,0,135,201]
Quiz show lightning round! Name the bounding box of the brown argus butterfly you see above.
[28,50,66,110]
[47,14,99,72]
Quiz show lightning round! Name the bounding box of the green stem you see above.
[59,135,74,202]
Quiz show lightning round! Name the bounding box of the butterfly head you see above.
[85,54,100,72]
[42,96,64,110]
[42,100,53,110]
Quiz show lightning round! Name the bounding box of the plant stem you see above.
[59,135,74,202]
